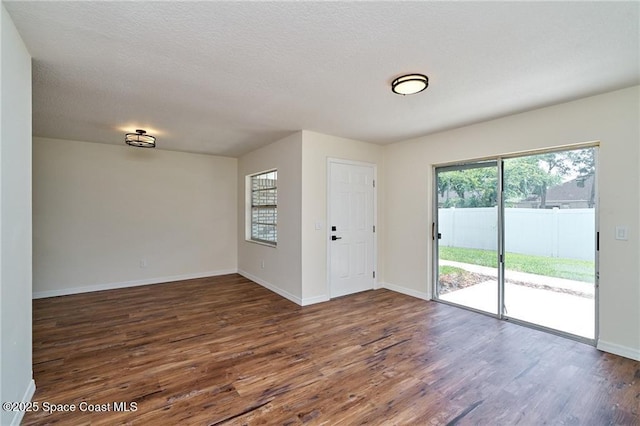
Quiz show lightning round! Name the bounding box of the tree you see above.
[535,153,573,208]
[438,166,497,208]
[504,155,563,208]
[504,157,549,205]
[438,148,596,209]
[567,148,596,208]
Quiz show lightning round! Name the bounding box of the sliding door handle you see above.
[432,223,442,240]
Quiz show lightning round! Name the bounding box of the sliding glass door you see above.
[502,148,597,339]
[434,146,597,341]
[435,162,499,316]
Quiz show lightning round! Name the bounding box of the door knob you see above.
[331,235,342,241]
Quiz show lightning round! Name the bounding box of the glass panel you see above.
[436,163,499,315]
[252,170,277,191]
[503,148,596,339]
[250,170,277,244]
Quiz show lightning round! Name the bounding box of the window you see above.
[249,170,277,245]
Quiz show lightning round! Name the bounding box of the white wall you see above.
[237,132,303,304]
[237,130,384,306]
[384,86,640,360]
[33,138,237,297]
[1,5,35,425]
[300,131,384,304]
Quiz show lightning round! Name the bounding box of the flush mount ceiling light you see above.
[391,73,429,95]
[125,129,156,148]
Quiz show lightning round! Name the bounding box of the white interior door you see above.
[328,160,375,298]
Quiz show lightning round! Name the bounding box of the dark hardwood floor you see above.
[24,274,639,425]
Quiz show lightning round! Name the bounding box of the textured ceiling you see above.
[4,1,639,157]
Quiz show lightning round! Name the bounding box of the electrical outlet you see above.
[260,260,265,269]
[140,259,147,268]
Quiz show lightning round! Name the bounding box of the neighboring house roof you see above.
[545,175,594,203]
[522,175,594,203]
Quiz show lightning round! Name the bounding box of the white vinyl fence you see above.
[438,207,595,261]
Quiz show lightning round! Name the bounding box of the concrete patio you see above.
[439,260,595,339]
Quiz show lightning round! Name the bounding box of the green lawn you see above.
[440,265,466,275]
[439,246,594,283]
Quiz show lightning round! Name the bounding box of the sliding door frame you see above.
[432,143,599,345]
[432,160,500,317]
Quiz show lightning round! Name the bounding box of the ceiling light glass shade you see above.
[125,129,156,148]
[391,74,429,95]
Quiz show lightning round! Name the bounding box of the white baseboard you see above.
[597,339,640,361]
[9,379,35,426]
[301,295,330,306]
[379,282,431,301]
[238,270,303,306]
[32,269,238,299]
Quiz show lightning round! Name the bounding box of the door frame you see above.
[431,160,501,317]
[326,158,377,299]
[432,143,600,344]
